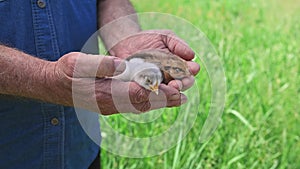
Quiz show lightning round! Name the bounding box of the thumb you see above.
[73,53,125,78]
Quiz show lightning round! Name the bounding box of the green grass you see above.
[100,0,300,168]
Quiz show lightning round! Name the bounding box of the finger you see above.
[148,92,187,109]
[96,80,152,114]
[126,83,181,113]
[74,54,125,78]
[114,83,187,113]
[161,30,195,61]
[128,82,181,103]
[117,95,165,113]
[187,61,200,76]
[97,56,126,77]
[181,76,195,91]
[168,76,195,92]
[166,94,187,107]
[168,80,183,91]
[98,103,119,115]
[132,101,153,113]
[128,82,151,103]
[131,93,187,113]
[158,84,182,101]
[116,102,152,113]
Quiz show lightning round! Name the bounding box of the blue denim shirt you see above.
[0,1,100,168]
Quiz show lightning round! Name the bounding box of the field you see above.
[100,0,300,168]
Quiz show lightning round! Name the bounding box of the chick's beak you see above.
[149,83,159,95]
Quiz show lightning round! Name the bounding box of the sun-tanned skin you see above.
[0,0,200,114]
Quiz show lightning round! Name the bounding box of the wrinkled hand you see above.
[50,52,186,115]
[109,30,200,91]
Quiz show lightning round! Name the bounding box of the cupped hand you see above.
[50,52,186,115]
[108,30,200,91]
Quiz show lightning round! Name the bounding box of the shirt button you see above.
[37,0,46,8]
[51,117,59,126]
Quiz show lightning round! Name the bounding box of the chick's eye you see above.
[146,78,151,83]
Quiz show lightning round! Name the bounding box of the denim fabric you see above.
[0,1,100,168]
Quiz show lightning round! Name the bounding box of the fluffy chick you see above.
[113,58,163,94]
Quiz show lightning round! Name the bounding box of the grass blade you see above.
[227,109,255,132]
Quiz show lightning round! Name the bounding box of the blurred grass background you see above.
[100,0,300,168]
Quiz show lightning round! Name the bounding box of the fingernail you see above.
[175,80,183,90]
[169,93,180,101]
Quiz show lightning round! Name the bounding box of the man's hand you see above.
[49,52,187,115]
[108,30,200,91]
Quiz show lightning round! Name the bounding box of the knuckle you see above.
[135,102,151,113]
[62,52,79,67]
[130,84,149,103]
[164,30,176,38]
[135,89,148,103]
